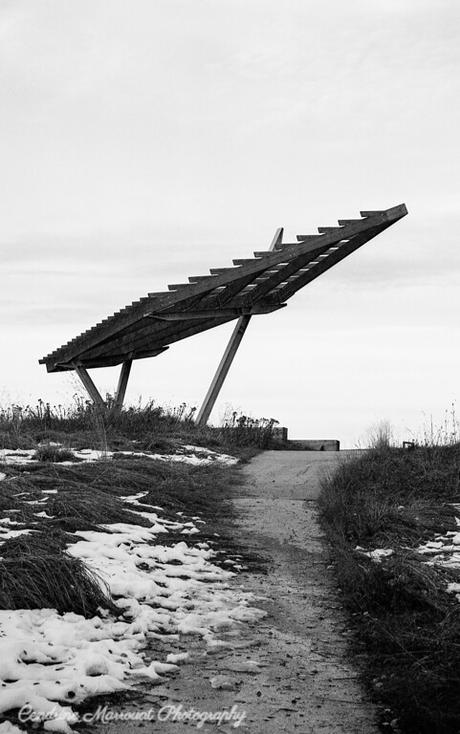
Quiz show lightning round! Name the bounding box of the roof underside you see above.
[40,204,407,372]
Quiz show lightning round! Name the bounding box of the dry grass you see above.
[0,398,281,452]
[0,454,241,619]
[34,444,79,463]
[319,444,460,733]
[47,486,152,531]
[0,532,115,616]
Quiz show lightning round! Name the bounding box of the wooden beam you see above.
[270,227,284,250]
[79,316,234,363]
[149,309,242,321]
[74,366,106,409]
[196,315,252,427]
[49,347,168,371]
[75,299,284,367]
[112,360,132,414]
[148,305,284,321]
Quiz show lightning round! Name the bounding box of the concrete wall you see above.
[288,439,340,451]
[272,427,340,451]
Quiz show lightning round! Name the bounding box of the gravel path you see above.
[99,450,378,734]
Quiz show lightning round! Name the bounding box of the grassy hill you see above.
[320,442,460,734]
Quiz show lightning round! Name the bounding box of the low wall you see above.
[288,439,340,451]
[271,427,340,451]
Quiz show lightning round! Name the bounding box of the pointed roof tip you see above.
[359,203,408,218]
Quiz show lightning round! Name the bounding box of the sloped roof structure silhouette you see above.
[40,203,407,374]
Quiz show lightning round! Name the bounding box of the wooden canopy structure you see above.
[40,203,407,424]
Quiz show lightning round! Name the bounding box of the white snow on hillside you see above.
[0,445,238,468]
[0,449,264,732]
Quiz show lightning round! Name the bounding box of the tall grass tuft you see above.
[34,445,79,463]
[220,411,279,448]
[0,532,115,616]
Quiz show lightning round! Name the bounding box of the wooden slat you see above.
[235,243,333,305]
[217,272,260,306]
[296,234,323,242]
[317,226,345,234]
[270,223,391,303]
[209,267,234,275]
[232,258,263,266]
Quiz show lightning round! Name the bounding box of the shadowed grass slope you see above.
[0,457,241,617]
[319,444,460,734]
[9,456,242,518]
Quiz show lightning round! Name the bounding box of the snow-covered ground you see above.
[0,448,264,733]
[416,512,460,600]
[355,510,460,602]
[0,444,238,469]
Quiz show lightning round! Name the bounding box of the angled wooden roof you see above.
[40,203,407,373]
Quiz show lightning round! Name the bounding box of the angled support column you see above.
[196,227,283,427]
[112,359,132,414]
[196,315,251,427]
[74,366,106,410]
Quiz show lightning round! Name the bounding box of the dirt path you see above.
[99,450,378,734]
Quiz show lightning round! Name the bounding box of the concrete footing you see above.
[272,427,340,451]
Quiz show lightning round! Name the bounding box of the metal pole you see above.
[196,228,283,427]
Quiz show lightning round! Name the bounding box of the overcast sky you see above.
[1,0,459,446]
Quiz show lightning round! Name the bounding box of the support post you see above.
[195,315,252,427]
[196,228,283,427]
[112,359,132,414]
[74,366,106,410]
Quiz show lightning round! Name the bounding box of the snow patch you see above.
[0,492,264,730]
[354,546,394,562]
[0,445,238,468]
